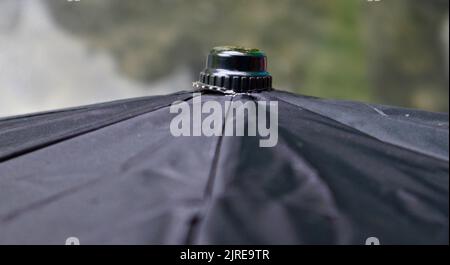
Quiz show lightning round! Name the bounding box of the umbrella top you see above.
[0,46,447,245]
[196,46,272,93]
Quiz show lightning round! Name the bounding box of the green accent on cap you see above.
[211,46,265,56]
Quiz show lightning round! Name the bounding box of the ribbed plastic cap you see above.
[196,46,272,93]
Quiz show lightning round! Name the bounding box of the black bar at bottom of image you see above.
[1,245,448,264]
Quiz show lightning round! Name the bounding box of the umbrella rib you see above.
[272,95,449,162]
[184,94,236,244]
[0,93,196,163]
[0,92,190,123]
[203,98,234,198]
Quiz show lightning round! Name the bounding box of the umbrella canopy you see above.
[0,47,448,245]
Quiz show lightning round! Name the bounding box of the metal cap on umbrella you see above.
[194,46,272,93]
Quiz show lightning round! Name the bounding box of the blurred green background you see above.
[0,0,448,117]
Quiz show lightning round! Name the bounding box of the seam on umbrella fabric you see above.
[203,95,236,199]
[0,92,193,135]
[276,106,448,201]
[270,94,449,163]
[184,94,236,244]
[0,93,197,163]
[0,91,193,123]
[269,91,448,160]
[0,91,194,134]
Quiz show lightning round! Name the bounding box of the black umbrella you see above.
[0,47,448,245]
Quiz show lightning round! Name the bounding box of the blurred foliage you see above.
[47,0,449,112]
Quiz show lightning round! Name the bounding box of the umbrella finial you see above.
[194,46,272,93]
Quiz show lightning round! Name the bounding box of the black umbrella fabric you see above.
[0,48,448,245]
